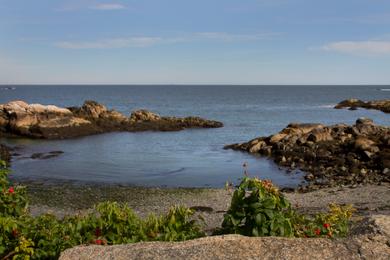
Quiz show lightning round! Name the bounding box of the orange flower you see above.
[314,228,321,236]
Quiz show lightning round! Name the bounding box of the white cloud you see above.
[195,32,278,41]
[89,3,125,10]
[321,41,390,55]
[55,37,162,49]
[55,32,278,50]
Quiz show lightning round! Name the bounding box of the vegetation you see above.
[0,161,203,259]
[220,176,355,238]
[0,160,355,259]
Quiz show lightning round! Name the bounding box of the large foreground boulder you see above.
[225,118,390,191]
[0,100,223,139]
[335,98,390,113]
[60,215,390,259]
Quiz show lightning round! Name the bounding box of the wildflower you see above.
[314,228,321,236]
[8,187,14,194]
[323,223,331,229]
[95,239,103,245]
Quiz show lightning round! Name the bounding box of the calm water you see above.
[1,85,389,187]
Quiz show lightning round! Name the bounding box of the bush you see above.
[290,203,355,238]
[220,176,355,238]
[221,177,293,237]
[0,161,204,259]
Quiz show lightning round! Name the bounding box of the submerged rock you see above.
[0,100,223,139]
[335,98,390,113]
[225,118,390,191]
[0,143,11,163]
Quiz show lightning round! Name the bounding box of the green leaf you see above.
[255,213,264,226]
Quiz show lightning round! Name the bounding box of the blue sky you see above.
[1,0,390,84]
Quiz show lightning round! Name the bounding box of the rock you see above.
[306,127,333,142]
[0,143,11,163]
[226,119,390,190]
[269,133,287,144]
[129,110,161,122]
[75,100,108,119]
[0,106,8,131]
[335,99,390,113]
[249,140,266,153]
[0,100,223,139]
[335,98,366,109]
[60,220,390,260]
[354,137,379,153]
[31,151,64,160]
[356,117,374,125]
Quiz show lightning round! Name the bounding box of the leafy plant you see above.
[290,203,355,238]
[221,177,294,237]
[0,160,204,259]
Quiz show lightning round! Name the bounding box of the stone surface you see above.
[60,214,390,260]
[129,110,161,122]
[0,100,223,139]
[225,118,390,190]
[335,98,390,113]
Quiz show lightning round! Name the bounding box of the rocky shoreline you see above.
[225,118,390,191]
[0,100,223,139]
[335,98,390,113]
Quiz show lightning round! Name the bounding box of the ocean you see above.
[1,85,389,188]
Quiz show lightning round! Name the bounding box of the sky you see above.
[0,0,390,85]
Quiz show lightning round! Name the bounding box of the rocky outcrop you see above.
[0,100,223,139]
[335,98,390,113]
[60,215,390,259]
[225,118,390,191]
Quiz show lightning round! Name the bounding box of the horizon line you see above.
[1,83,389,86]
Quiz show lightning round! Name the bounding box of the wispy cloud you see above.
[55,32,279,50]
[195,32,279,41]
[321,41,390,56]
[90,3,126,10]
[56,37,162,49]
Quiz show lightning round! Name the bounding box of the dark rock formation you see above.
[31,151,64,160]
[225,118,390,191]
[335,98,390,113]
[0,100,223,139]
[0,143,11,163]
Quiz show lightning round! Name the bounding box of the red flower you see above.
[8,187,14,194]
[323,223,331,229]
[314,228,321,236]
[95,239,103,245]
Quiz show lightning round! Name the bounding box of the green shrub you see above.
[290,203,355,238]
[0,161,204,259]
[144,205,204,242]
[221,177,293,237]
[221,176,355,238]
